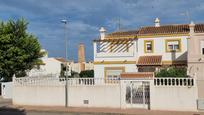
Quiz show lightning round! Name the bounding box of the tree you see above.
[79,70,94,78]
[0,18,44,81]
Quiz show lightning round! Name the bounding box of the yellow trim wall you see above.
[104,67,125,80]
[94,60,186,65]
[93,61,136,65]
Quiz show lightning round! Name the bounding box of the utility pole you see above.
[181,10,191,23]
[118,17,121,31]
[61,19,69,108]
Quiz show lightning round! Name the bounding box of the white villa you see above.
[93,18,203,80]
[27,50,65,77]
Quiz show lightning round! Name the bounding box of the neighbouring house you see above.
[70,61,94,74]
[93,18,204,80]
[187,21,204,109]
[27,49,66,77]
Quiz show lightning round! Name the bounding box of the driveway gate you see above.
[125,81,150,109]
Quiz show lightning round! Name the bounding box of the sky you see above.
[0,0,204,62]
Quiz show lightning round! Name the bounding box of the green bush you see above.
[79,70,94,78]
[155,67,187,77]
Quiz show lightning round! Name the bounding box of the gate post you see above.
[143,82,145,108]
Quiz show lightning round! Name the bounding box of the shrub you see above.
[155,67,187,77]
[79,70,94,78]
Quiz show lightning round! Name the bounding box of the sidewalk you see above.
[12,105,204,115]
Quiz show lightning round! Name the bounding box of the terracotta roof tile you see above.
[137,55,162,66]
[104,24,204,39]
[121,72,154,79]
[106,30,139,39]
[195,24,204,33]
[138,24,189,35]
[55,58,66,63]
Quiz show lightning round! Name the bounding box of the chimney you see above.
[189,21,195,36]
[154,18,160,27]
[78,43,85,63]
[99,27,106,40]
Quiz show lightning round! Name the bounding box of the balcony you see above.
[93,38,137,58]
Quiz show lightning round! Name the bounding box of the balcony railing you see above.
[94,39,136,58]
[154,77,195,87]
[13,77,119,86]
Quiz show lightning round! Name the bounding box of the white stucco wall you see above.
[150,81,198,111]
[1,82,13,99]
[68,85,121,108]
[13,78,198,111]
[28,58,62,76]
[13,86,65,106]
[13,85,121,108]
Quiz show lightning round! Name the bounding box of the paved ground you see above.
[0,96,204,115]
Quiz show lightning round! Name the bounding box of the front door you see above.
[125,81,150,109]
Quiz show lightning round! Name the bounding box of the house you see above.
[27,49,65,77]
[187,21,204,109]
[93,18,204,80]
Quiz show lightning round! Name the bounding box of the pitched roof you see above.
[195,24,204,33]
[104,24,204,39]
[121,72,154,79]
[105,30,139,39]
[138,24,189,35]
[55,58,66,63]
[137,55,162,66]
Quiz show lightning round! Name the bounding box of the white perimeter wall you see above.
[150,81,198,111]
[68,85,121,108]
[13,86,65,106]
[1,82,13,99]
[13,85,121,108]
[13,79,198,111]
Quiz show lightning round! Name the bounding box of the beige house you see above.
[93,18,204,80]
[188,22,204,104]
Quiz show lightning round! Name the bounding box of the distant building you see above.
[78,43,85,63]
[27,50,65,77]
[70,43,93,74]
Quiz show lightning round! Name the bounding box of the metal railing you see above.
[154,77,195,87]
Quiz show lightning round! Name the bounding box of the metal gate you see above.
[125,81,150,109]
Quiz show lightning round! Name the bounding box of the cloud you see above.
[0,0,204,61]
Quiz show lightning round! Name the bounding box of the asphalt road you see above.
[0,108,122,115]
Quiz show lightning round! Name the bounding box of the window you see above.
[138,67,156,72]
[144,40,154,53]
[165,39,181,52]
[105,67,125,80]
[200,41,204,55]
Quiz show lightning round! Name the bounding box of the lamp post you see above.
[61,19,68,107]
